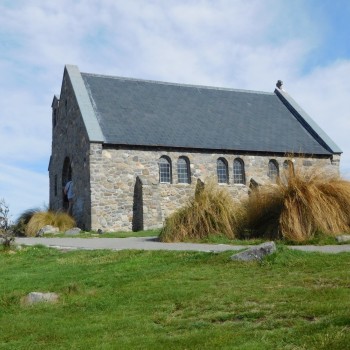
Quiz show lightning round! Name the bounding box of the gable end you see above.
[274,87,342,154]
[65,65,104,143]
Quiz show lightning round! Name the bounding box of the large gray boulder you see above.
[231,242,276,261]
[24,292,59,305]
[336,235,350,243]
[36,225,59,237]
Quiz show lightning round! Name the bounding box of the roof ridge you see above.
[81,72,273,95]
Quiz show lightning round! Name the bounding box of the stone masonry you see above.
[87,146,339,232]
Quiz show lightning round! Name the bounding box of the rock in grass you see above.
[24,292,59,305]
[36,225,59,236]
[336,235,350,243]
[231,242,276,261]
[65,227,81,236]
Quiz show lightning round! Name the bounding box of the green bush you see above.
[0,198,15,249]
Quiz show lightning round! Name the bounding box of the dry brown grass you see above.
[245,168,350,241]
[160,166,350,243]
[25,211,76,237]
[159,179,244,242]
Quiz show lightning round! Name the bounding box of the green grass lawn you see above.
[1,246,349,349]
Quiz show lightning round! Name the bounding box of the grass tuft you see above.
[159,179,244,242]
[25,211,76,237]
[160,167,350,243]
[13,208,41,235]
[245,168,350,242]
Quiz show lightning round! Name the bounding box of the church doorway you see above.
[62,157,72,210]
[132,176,144,231]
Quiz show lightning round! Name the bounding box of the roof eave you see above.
[274,87,342,154]
[65,64,105,143]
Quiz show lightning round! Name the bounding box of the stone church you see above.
[49,65,342,232]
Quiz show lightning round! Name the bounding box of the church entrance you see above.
[62,157,72,211]
[132,176,144,231]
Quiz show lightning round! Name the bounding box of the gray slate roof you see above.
[72,67,340,155]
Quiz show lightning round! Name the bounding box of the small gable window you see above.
[53,109,57,128]
[159,156,172,183]
[217,158,228,184]
[268,160,279,182]
[54,174,57,196]
[177,157,190,184]
[233,158,245,184]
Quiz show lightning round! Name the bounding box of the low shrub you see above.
[25,211,76,237]
[0,198,15,249]
[159,179,244,242]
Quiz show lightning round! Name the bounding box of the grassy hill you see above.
[1,246,349,349]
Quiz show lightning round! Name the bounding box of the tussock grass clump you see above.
[14,208,41,235]
[25,211,76,237]
[245,169,350,242]
[159,179,244,242]
[243,185,283,240]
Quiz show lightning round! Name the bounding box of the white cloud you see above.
[0,87,51,163]
[0,164,49,221]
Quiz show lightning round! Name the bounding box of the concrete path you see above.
[15,237,350,253]
[287,245,350,253]
[16,237,246,252]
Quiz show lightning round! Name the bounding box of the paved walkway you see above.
[16,237,350,253]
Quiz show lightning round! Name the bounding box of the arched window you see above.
[268,160,279,182]
[217,158,228,184]
[159,156,172,183]
[177,157,190,184]
[233,158,245,184]
[283,160,294,173]
[53,109,57,128]
[62,156,72,187]
[54,175,58,196]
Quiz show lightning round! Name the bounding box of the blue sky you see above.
[1,0,350,220]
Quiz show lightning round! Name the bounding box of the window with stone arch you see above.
[268,159,279,182]
[217,158,229,184]
[177,156,190,184]
[233,158,245,184]
[159,156,172,183]
[62,156,72,187]
[283,160,294,173]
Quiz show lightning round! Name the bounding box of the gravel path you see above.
[15,237,350,253]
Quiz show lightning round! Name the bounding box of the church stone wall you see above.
[88,146,339,232]
[49,70,91,229]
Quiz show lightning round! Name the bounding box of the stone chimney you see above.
[276,80,283,89]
